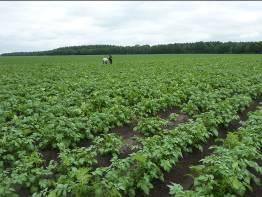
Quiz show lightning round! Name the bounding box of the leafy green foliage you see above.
[168,113,178,121]
[93,133,123,156]
[134,117,168,136]
[169,107,262,197]
[0,55,262,196]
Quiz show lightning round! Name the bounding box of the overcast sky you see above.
[1,1,262,53]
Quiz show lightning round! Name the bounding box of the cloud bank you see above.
[0,1,262,53]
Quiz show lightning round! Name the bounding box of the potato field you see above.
[0,54,262,197]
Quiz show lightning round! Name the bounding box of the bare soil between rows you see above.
[94,154,112,168]
[39,146,59,168]
[113,107,189,159]
[16,186,30,197]
[245,160,262,197]
[142,98,262,197]
[17,98,261,197]
[113,122,142,159]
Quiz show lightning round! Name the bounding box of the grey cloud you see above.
[0,1,262,53]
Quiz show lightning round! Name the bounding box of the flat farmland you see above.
[0,54,262,197]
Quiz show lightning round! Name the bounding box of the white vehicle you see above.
[102,57,110,64]
[102,55,112,64]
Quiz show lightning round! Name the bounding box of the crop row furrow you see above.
[33,94,256,196]
[169,104,262,197]
[149,98,262,197]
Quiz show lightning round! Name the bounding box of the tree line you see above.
[2,41,262,56]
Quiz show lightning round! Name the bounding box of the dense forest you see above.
[2,41,262,56]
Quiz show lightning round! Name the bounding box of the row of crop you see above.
[0,75,236,170]
[1,85,260,196]
[0,132,124,197]
[169,105,262,196]
[2,60,261,150]
[2,70,261,172]
[0,98,187,196]
[33,94,254,196]
[0,90,216,195]
[1,61,262,196]
[2,87,259,196]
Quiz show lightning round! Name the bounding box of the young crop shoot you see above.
[168,113,178,121]
[134,117,168,136]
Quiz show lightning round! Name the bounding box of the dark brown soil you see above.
[40,148,59,167]
[112,122,142,159]
[94,154,112,168]
[165,113,189,130]
[245,160,262,197]
[15,185,30,197]
[222,98,261,132]
[245,184,262,197]
[144,98,262,197]
[111,107,190,159]
[145,136,219,197]
[158,107,181,119]
[118,137,141,159]
[239,98,261,121]
[78,138,92,148]
[113,122,137,139]
[158,106,189,130]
